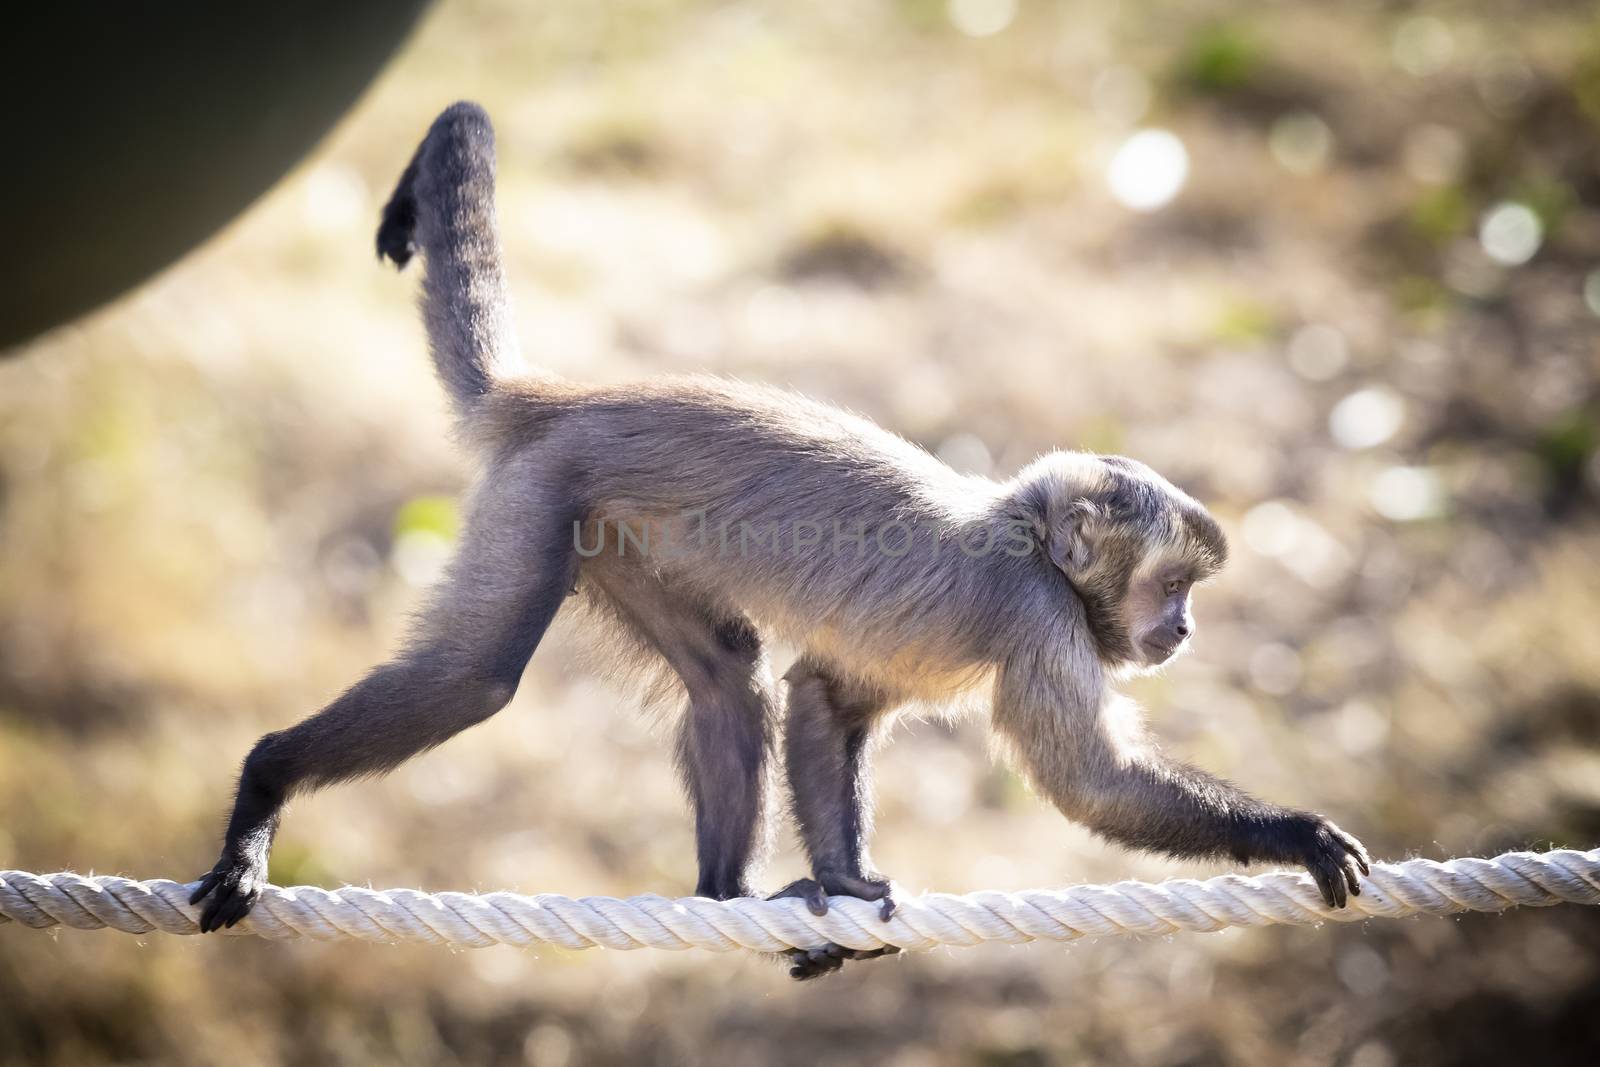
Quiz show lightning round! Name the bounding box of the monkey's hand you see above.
[188,847,270,933]
[1285,814,1370,909]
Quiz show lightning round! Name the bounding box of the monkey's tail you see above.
[377,102,526,423]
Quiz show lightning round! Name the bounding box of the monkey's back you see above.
[492,374,1045,691]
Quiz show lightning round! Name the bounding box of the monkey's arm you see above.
[992,658,1369,908]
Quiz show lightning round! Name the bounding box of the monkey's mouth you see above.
[1140,639,1182,664]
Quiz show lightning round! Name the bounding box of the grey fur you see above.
[193,104,1369,979]
[377,102,525,419]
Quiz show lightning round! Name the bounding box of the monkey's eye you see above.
[1164,578,1188,597]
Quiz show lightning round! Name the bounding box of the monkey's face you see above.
[1126,564,1197,667]
[1050,519,1214,672]
[1020,451,1227,669]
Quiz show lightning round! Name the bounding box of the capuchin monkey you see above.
[193,102,1369,979]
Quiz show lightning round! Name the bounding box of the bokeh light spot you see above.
[936,432,994,475]
[1369,466,1447,521]
[1092,66,1151,127]
[1107,129,1189,211]
[1249,643,1303,696]
[300,163,368,232]
[1402,125,1465,185]
[1475,51,1535,117]
[1393,16,1454,77]
[948,0,1016,38]
[1268,112,1333,175]
[1330,387,1404,449]
[1287,324,1349,381]
[1478,202,1542,266]
[1242,501,1300,558]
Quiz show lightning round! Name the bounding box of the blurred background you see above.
[3,1,1599,1064]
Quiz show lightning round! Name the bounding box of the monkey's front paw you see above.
[786,942,901,981]
[769,870,898,921]
[1295,816,1370,909]
[188,852,269,933]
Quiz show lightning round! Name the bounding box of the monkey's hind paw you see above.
[787,943,901,981]
[768,870,899,921]
[188,853,268,933]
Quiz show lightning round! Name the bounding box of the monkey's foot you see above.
[768,870,898,921]
[766,876,901,979]
[786,942,901,981]
[188,850,269,933]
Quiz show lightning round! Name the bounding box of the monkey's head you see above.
[1015,452,1228,671]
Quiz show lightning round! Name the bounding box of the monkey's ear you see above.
[1043,498,1102,576]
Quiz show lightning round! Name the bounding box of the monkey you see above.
[191,102,1370,980]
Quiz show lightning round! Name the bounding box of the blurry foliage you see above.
[1210,297,1277,345]
[3,1,1600,1065]
[777,221,909,288]
[1513,174,1577,236]
[1394,273,1454,316]
[394,494,460,543]
[1571,32,1600,125]
[1410,184,1472,245]
[265,839,339,890]
[948,181,1028,228]
[562,121,665,179]
[892,0,950,34]
[1535,408,1600,491]
[1174,22,1266,95]
[1075,417,1126,456]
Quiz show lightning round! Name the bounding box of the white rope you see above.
[3,847,1597,953]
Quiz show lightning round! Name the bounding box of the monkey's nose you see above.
[1174,622,1191,639]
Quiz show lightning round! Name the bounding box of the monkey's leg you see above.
[587,565,778,900]
[191,482,578,932]
[671,615,776,901]
[773,658,901,980]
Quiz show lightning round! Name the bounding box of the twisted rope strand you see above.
[3,847,1596,953]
